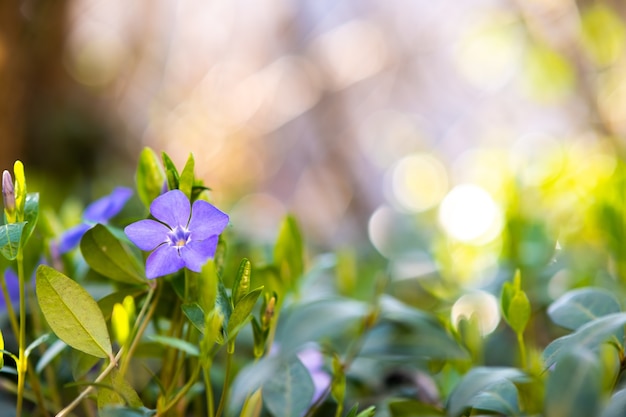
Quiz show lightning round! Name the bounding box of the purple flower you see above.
[58,187,133,254]
[124,190,229,279]
[297,347,331,403]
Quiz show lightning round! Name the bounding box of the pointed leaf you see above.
[0,222,25,260]
[388,399,444,417]
[178,153,195,198]
[274,215,304,289]
[232,258,251,306]
[21,193,39,245]
[263,357,315,417]
[136,147,166,209]
[148,335,199,357]
[36,265,112,358]
[548,288,621,330]
[81,224,146,285]
[227,287,262,337]
[162,152,179,191]
[97,368,143,409]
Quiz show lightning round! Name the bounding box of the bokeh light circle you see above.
[451,291,501,336]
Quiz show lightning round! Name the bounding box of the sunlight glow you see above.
[451,291,500,336]
[390,153,448,212]
[438,184,502,243]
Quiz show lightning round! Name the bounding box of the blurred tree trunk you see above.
[0,0,69,170]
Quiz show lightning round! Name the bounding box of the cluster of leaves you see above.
[4,144,626,417]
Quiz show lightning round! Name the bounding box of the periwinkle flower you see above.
[58,187,133,254]
[124,190,229,279]
[297,347,331,403]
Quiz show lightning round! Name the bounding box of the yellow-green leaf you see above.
[36,265,112,359]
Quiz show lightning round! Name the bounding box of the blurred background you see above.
[2,0,626,296]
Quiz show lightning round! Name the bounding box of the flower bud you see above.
[2,170,16,223]
[13,161,26,221]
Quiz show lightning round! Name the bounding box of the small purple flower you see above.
[298,347,331,403]
[124,190,229,279]
[58,187,133,254]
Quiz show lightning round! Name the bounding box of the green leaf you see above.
[447,367,527,417]
[232,258,251,306]
[216,281,232,343]
[182,302,206,334]
[100,406,156,417]
[196,261,217,315]
[36,339,66,374]
[21,193,39,246]
[355,406,377,417]
[547,288,621,330]
[277,298,368,353]
[545,347,601,417]
[136,147,165,209]
[162,152,180,191]
[178,153,195,198]
[330,353,346,406]
[500,281,515,322]
[148,335,199,357]
[97,368,143,409]
[227,287,262,338]
[0,222,25,260]
[81,224,146,285]
[274,215,304,288]
[543,313,626,367]
[36,265,112,359]
[470,379,521,416]
[507,291,531,334]
[263,357,315,417]
[388,399,444,417]
[601,389,626,417]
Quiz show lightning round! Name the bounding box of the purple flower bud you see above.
[2,170,16,221]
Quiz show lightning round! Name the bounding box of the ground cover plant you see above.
[2,145,626,417]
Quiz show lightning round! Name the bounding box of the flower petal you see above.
[84,187,133,223]
[179,236,218,272]
[125,219,170,251]
[150,190,191,229]
[58,223,92,254]
[188,200,229,240]
[145,245,185,279]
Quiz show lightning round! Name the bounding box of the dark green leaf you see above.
[263,357,314,417]
[100,406,156,417]
[543,313,626,367]
[545,347,601,417]
[227,287,262,338]
[0,222,25,260]
[182,302,205,334]
[162,152,180,191]
[136,147,165,209]
[21,193,39,245]
[500,281,515,322]
[470,379,520,416]
[36,265,112,359]
[81,225,146,285]
[447,367,527,417]
[548,288,621,330]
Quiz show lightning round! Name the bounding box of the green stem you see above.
[203,362,215,417]
[215,350,233,417]
[158,364,202,416]
[517,332,527,370]
[16,249,26,417]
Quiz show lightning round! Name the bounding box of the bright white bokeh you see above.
[438,184,503,243]
[451,290,501,336]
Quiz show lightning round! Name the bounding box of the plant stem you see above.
[215,350,233,417]
[16,249,26,417]
[203,362,215,417]
[517,332,527,370]
[56,350,123,417]
[158,364,202,416]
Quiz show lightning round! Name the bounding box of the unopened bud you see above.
[262,296,276,330]
[13,161,25,221]
[2,170,16,223]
